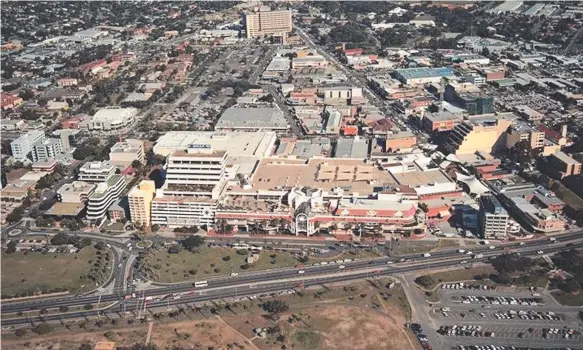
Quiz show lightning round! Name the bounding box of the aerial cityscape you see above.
[1,1,583,349]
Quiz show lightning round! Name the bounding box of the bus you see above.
[194,281,208,288]
[232,243,250,250]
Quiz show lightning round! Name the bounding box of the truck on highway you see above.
[423,253,431,258]
[473,253,483,259]
[549,237,556,242]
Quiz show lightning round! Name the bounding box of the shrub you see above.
[33,323,52,335]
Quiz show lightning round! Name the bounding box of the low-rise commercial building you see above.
[109,139,145,167]
[214,107,289,132]
[545,152,582,179]
[85,107,138,131]
[422,110,464,133]
[393,67,455,85]
[385,131,417,152]
[78,161,117,183]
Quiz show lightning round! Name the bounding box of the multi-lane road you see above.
[3,231,583,326]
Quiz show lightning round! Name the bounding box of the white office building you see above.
[151,144,228,228]
[85,107,138,132]
[78,161,117,183]
[33,138,63,162]
[10,130,45,160]
[86,174,126,222]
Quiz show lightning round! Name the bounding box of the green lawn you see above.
[415,266,496,290]
[551,291,583,306]
[143,247,301,283]
[1,247,102,297]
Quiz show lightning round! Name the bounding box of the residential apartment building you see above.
[33,138,63,162]
[151,145,228,228]
[128,180,156,226]
[109,139,145,167]
[546,152,582,179]
[78,161,117,182]
[478,195,509,239]
[243,8,292,38]
[10,130,45,160]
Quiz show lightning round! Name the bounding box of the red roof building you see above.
[344,48,364,56]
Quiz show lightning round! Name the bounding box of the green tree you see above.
[5,240,17,254]
[51,232,70,246]
[262,300,289,320]
[14,328,27,337]
[180,235,205,252]
[6,206,24,223]
[414,275,436,289]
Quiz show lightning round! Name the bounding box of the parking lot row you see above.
[438,325,582,341]
[457,345,581,350]
[437,308,564,322]
[457,295,545,306]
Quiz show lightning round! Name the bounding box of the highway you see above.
[3,236,583,326]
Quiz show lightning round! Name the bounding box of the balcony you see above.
[166,183,215,192]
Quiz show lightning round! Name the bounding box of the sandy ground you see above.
[2,318,254,350]
[278,304,411,350]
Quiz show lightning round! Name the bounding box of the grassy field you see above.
[310,249,382,262]
[551,291,583,306]
[415,266,496,290]
[1,247,100,297]
[143,247,301,283]
[391,239,462,256]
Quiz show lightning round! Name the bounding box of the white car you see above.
[338,265,346,269]
[297,270,305,274]
[230,272,239,277]
[537,250,544,254]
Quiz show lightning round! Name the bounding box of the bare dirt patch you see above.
[280,304,412,350]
